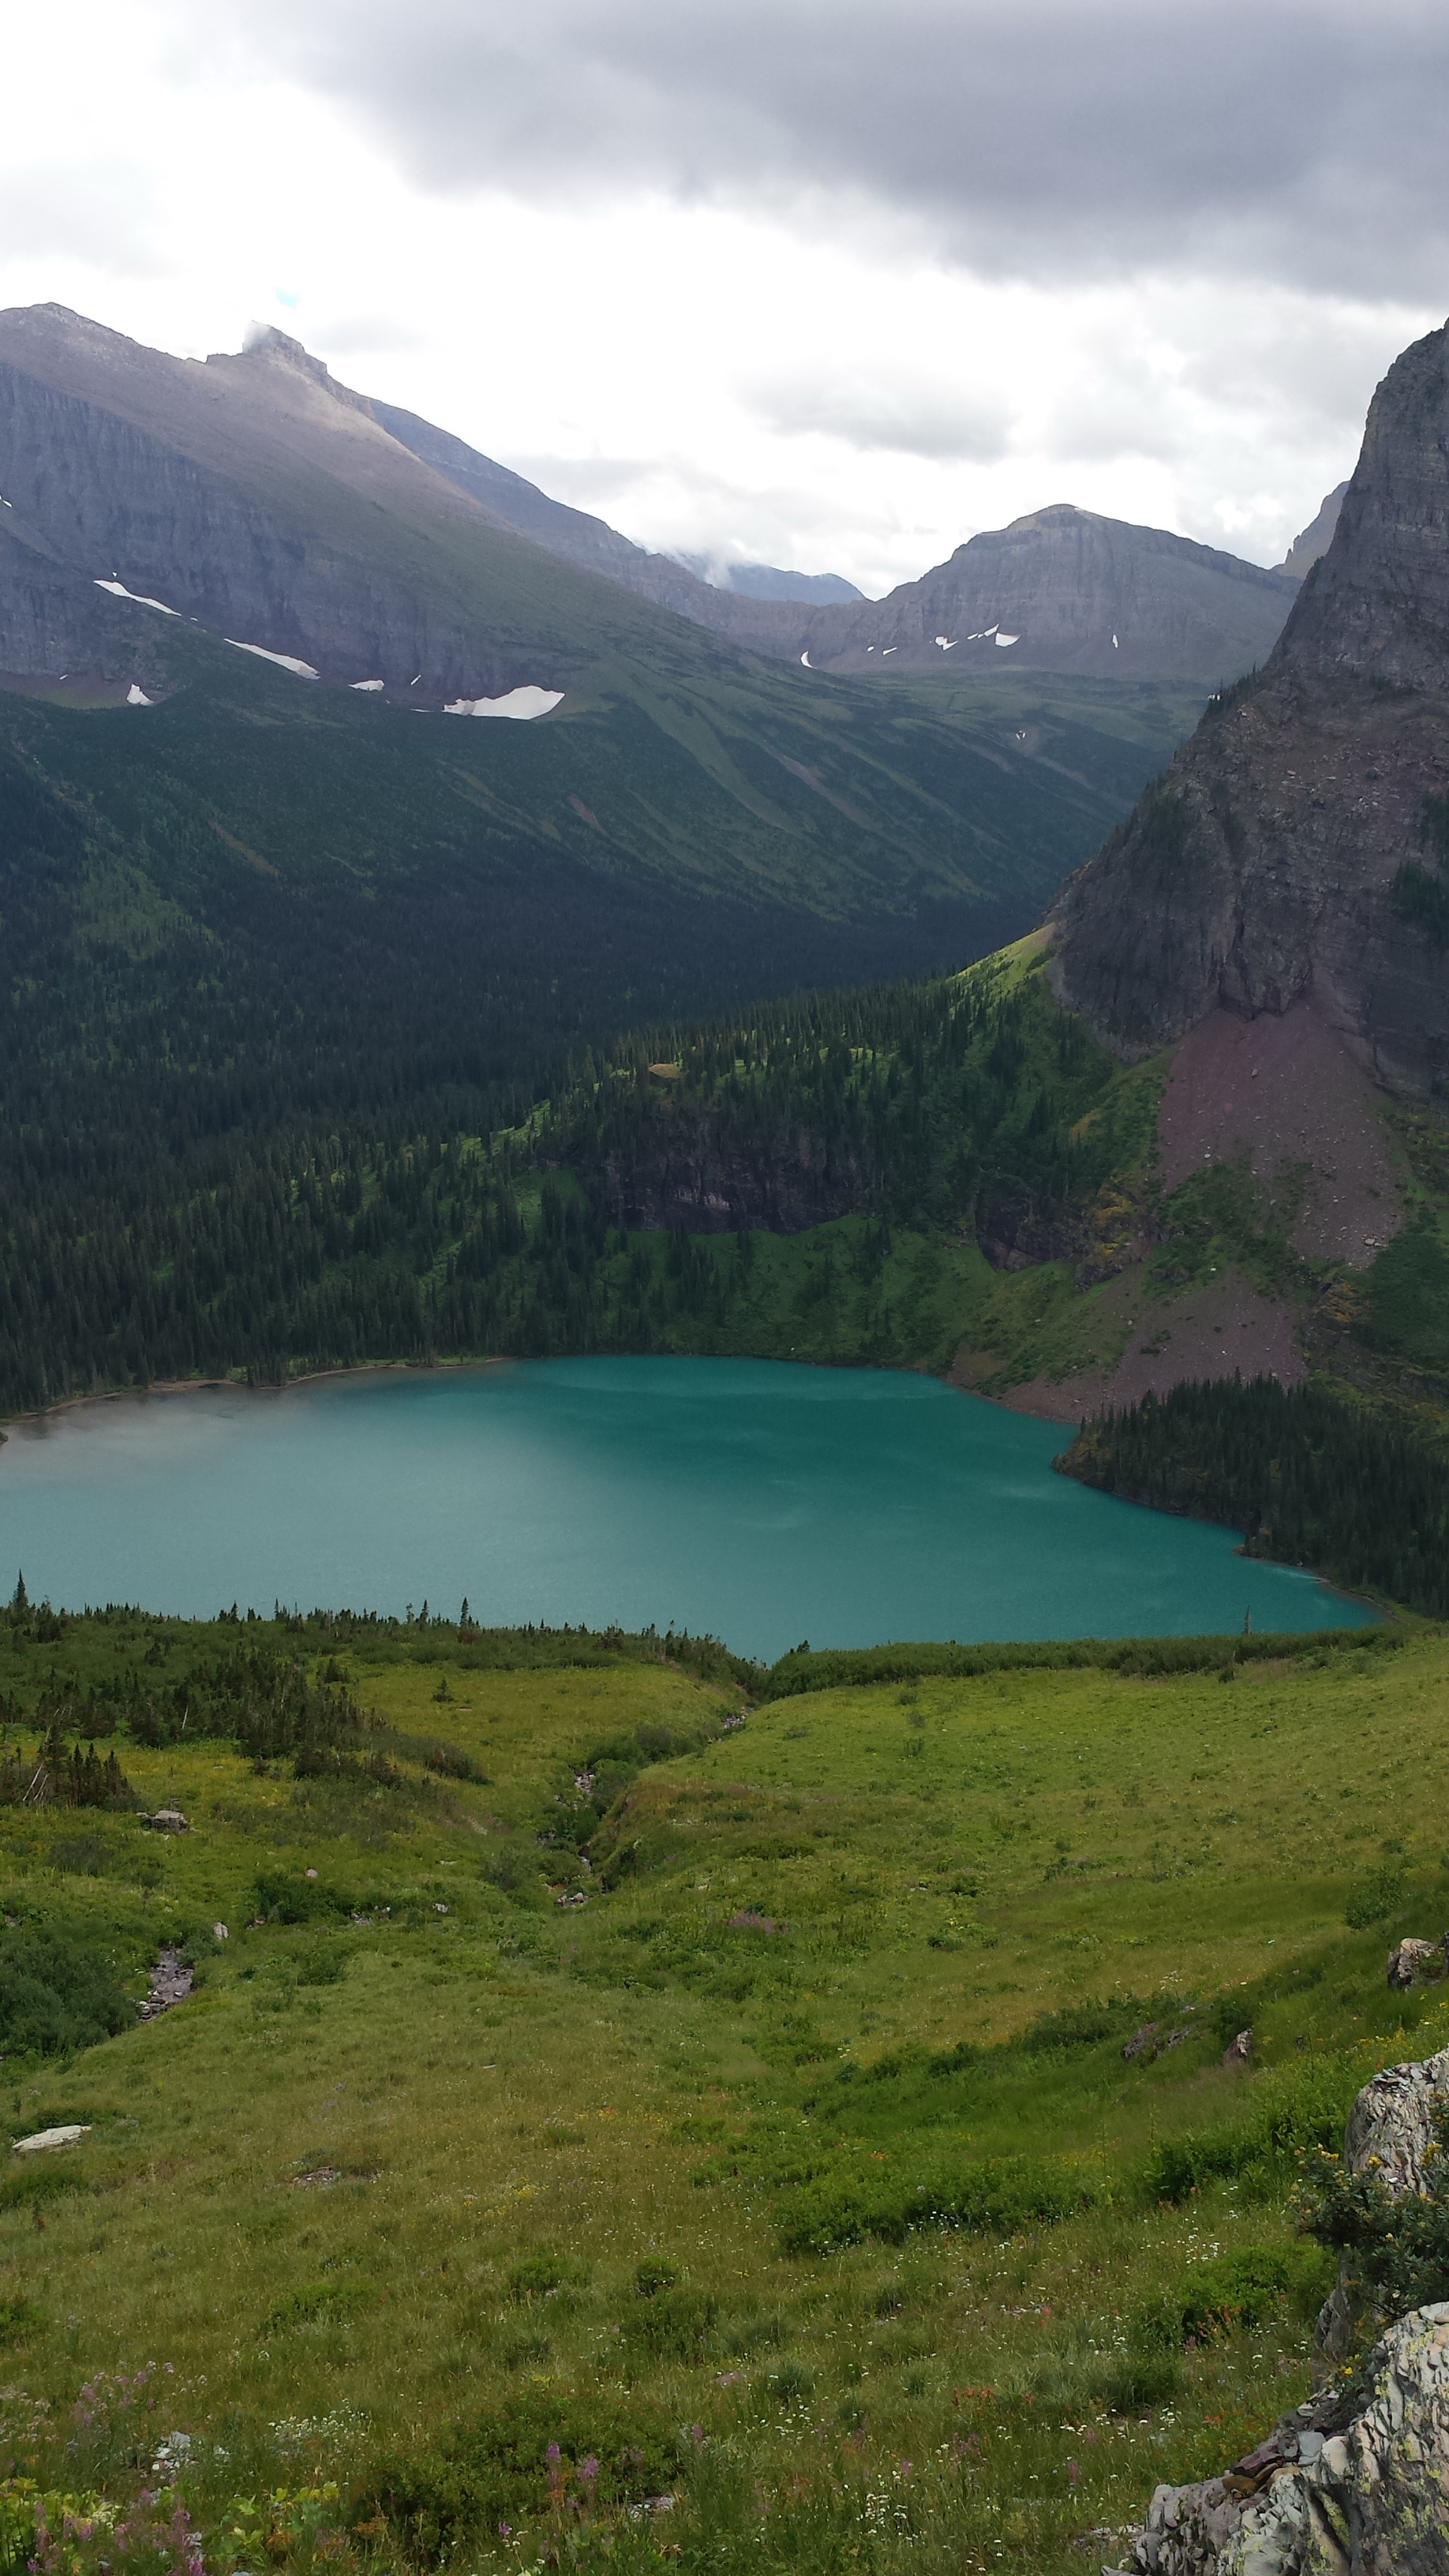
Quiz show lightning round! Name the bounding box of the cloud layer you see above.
[226,0,1449,297]
[1,0,1443,590]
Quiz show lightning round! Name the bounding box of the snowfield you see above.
[226,640,320,679]
[441,687,564,721]
[94,578,178,616]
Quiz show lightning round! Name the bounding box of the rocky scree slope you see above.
[1050,318,1449,1098]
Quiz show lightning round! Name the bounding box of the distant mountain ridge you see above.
[726,505,1301,682]
[667,555,864,604]
[0,303,1305,700]
[1281,481,1348,579]
[361,388,1303,683]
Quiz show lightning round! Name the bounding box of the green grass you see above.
[2,1606,1447,2574]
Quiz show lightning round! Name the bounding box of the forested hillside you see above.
[0,920,1163,1408]
[0,633,1193,1415]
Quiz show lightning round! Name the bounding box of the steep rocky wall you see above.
[1050,321,1449,1094]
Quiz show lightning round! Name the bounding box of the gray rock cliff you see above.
[1050,321,1449,1093]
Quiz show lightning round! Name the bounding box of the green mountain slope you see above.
[0,633,1207,1411]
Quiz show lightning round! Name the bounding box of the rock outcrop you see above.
[1050,320,1449,1094]
[1111,2047,1449,2573]
[1281,485,1348,582]
[1118,2312,1449,2574]
[1317,2046,1449,2359]
[1387,1939,1442,1991]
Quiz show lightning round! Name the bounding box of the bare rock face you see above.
[1115,2307,1449,2574]
[1280,484,1348,582]
[1112,2049,1449,2571]
[1317,2045,1449,2361]
[1050,320,1449,1094]
[1342,2046,1449,2196]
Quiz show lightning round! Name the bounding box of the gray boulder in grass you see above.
[1387,1940,1440,1992]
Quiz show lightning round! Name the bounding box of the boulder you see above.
[1110,2305,1449,2573]
[141,1806,189,1833]
[1388,1939,1441,1990]
[12,2124,90,2154]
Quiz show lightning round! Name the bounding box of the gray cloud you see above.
[198,0,1449,298]
[745,373,1011,462]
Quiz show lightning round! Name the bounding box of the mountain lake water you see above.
[0,1356,1371,1662]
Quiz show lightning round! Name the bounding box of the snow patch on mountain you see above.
[441,687,564,721]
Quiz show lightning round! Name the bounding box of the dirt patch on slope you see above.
[1157,1000,1401,1266]
[987,1266,1304,1426]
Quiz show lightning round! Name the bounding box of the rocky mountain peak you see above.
[1050,315,1449,1094]
[1279,479,1347,579]
[233,324,339,388]
[1279,320,1449,694]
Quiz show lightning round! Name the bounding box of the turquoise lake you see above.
[0,1357,1369,1661]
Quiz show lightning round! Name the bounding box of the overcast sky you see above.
[3,0,1446,594]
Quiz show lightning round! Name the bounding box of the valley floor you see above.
[2,1608,1443,2573]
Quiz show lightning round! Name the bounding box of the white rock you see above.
[13,2125,91,2154]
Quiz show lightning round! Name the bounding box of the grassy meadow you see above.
[3,1604,1447,2575]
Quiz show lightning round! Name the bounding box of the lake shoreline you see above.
[0,1352,1374,1649]
[0,1354,515,1440]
